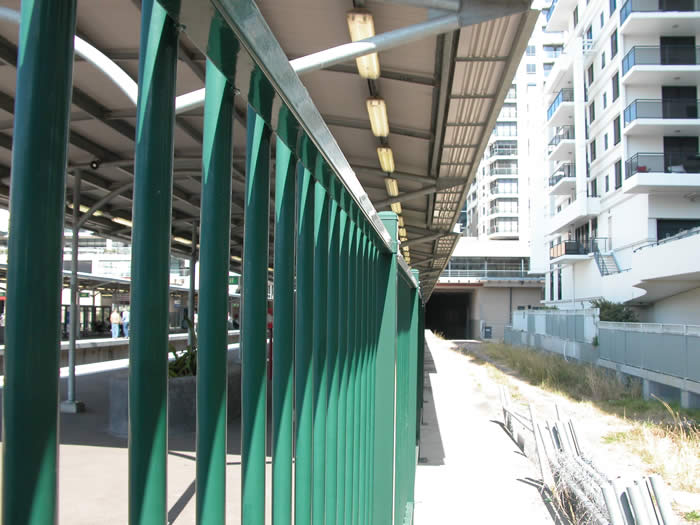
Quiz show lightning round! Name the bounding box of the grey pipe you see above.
[68,171,80,404]
[601,483,626,525]
[628,483,652,525]
[649,475,676,525]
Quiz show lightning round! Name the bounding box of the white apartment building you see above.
[428,11,558,340]
[535,0,700,323]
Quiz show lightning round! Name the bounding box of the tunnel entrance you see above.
[425,291,470,340]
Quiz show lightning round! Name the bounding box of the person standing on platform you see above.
[110,309,121,338]
[121,308,130,337]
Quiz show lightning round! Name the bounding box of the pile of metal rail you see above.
[499,387,677,525]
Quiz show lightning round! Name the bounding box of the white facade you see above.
[535,0,700,323]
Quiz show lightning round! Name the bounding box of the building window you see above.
[549,271,554,300]
[573,6,579,27]
[590,178,598,197]
[600,11,604,27]
[609,0,616,13]
[590,139,597,162]
[612,72,619,101]
[613,115,621,144]
[610,29,618,58]
[605,174,609,192]
[526,45,536,56]
[587,64,594,85]
[589,101,596,123]
[603,92,608,108]
[543,63,553,77]
[604,133,609,150]
[601,51,606,69]
[526,63,536,74]
[614,159,622,189]
[557,268,562,300]
[586,25,593,41]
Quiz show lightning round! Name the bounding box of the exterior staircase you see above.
[594,251,621,276]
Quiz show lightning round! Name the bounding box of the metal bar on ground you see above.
[129,2,178,523]
[272,104,298,525]
[241,67,274,525]
[196,56,235,525]
[3,0,77,521]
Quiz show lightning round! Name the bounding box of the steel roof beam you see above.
[320,63,436,86]
[374,177,467,208]
[369,0,461,10]
[324,115,432,141]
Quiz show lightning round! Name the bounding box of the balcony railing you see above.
[549,163,575,186]
[622,45,700,75]
[489,205,519,215]
[620,0,700,24]
[548,126,575,147]
[489,145,518,157]
[625,152,700,178]
[547,88,574,120]
[490,186,519,195]
[440,269,540,280]
[488,225,519,235]
[550,237,609,259]
[489,167,518,176]
[624,98,700,124]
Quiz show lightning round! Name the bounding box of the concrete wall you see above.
[648,288,700,326]
[471,286,542,340]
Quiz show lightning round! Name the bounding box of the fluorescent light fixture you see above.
[398,216,405,228]
[112,217,132,228]
[347,10,381,79]
[399,227,407,238]
[377,147,395,173]
[68,203,103,217]
[173,236,192,246]
[366,97,389,137]
[390,202,402,214]
[384,178,399,197]
[231,255,242,262]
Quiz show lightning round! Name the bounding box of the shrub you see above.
[591,298,638,322]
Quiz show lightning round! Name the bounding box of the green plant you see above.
[591,298,638,322]
[592,335,599,347]
[684,510,700,522]
[168,319,197,378]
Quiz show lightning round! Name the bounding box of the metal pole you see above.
[272,105,298,525]
[344,216,358,525]
[312,163,329,525]
[196,55,235,525]
[188,220,197,346]
[326,196,341,525]
[241,68,274,525]
[295,145,315,524]
[357,229,368,523]
[3,0,76,521]
[129,1,178,523]
[337,209,350,525]
[62,170,86,413]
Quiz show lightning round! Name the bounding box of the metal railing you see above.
[440,269,540,279]
[625,151,700,178]
[546,0,558,21]
[489,204,519,215]
[634,224,700,252]
[489,144,518,157]
[549,163,575,186]
[547,88,574,120]
[623,98,700,124]
[4,2,425,524]
[622,45,700,75]
[550,238,608,259]
[621,0,700,24]
[489,167,518,176]
[548,126,575,148]
[488,225,519,235]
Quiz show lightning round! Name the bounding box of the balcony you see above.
[487,225,519,239]
[546,0,578,31]
[488,205,519,218]
[620,0,700,36]
[550,238,609,263]
[623,152,700,194]
[548,163,576,195]
[623,98,700,134]
[547,197,601,235]
[439,269,542,282]
[488,143,518,159]
[547,88,574,126]
[489,167,518,177]
[488,186,519,199]
[622,46,700,85]
[547,126,575,161]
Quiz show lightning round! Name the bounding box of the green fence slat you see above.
[128,2,178,523]
[351,221,362,525]
[196,57,234,525]
[2,1,77,522]
[241,68,274,525]
[337,210,350,525]
[345,218,358,525]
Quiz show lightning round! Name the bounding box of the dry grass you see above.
[477,342,700,493]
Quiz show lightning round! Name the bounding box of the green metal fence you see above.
[3,0,425,524]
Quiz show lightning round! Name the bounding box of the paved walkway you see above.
[414,334,557,524]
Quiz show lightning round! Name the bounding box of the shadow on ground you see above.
[418,343,446,466]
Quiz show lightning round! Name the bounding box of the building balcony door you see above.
[661,85,697,118]
[660,36,696,65]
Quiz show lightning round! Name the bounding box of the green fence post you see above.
[295,139,315,524]
[326,191,341,525]
[2,1,76,522]
[241,68,274,525]
[128,2,178,523]
[196,44,236,524]
[272,105,298,525]
[375,212,399,525]
[407,269,421,510]
[337,207,350,525]
[345,215,358,525]
[312,159,329,525]
[351,217,362,525]
[357,229,368,524]
[412,270,422,442]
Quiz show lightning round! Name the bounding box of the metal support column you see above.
[129,2,178,523]
[188,221,197,346]
[3,0,77,521]
[326,193,341,525]
[374,212,399,525]
[312,160,329,525]
[196,54,235,525]
[62,170,85,413]
[295,141,315,524]
[241,68,274,525]
[272,105,298,525]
